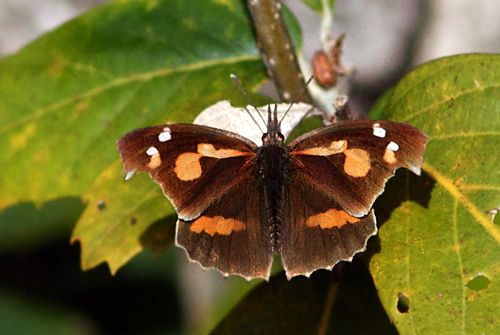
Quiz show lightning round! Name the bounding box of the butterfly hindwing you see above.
[281,167,377,278]
[176,173,273,280]
[117,124,258,220]
[289,120,428,217]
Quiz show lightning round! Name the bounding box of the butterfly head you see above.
[262,104,285,145]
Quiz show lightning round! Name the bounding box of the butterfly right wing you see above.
[176,171,274,280]
[117,124,258,220]
[118,124,274,279]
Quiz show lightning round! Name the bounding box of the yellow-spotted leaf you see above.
[370,54,500,334]
[0,0,267,264]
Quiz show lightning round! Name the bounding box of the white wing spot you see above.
[146,146,159,156]
[373,123,386,138]
[125,170,135,181]
[387,141,399,151]
[158,127,171,142]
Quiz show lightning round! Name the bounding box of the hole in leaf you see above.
[397,293,410,313]
[130,217,137,225]
[466,274,490,291]
[486,207,500,225]
[97,201,106,211]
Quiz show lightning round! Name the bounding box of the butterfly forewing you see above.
[117,124,258,220]
[289,120,428,217]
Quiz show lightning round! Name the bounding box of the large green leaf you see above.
[0,0,267,257]
[212,263,397,335]
[211,53,500,334]
[370,54,500,334]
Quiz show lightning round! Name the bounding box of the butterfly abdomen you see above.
[256,142,291,253]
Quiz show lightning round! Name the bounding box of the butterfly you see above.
[117,103,427,280]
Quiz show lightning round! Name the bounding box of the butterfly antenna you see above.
[277,75,316,128]
[230,74,266,131]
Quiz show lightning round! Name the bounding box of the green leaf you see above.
[0,0,267,261]
[370,54,500,334]
[211,263,397,335]
[301,0,336,14]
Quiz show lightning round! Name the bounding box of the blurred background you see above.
[1,0,499,334]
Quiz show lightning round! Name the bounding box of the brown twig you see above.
[246,0,313,104]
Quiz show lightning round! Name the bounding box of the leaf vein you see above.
[423,163,500,245]
[0,55,261,135]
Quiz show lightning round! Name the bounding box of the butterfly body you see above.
[117,105,427,280]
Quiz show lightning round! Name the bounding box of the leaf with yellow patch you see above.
[370,53,500,334]
[0,0,267,263]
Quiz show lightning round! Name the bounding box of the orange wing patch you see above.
[190,216,246,236]
[383,141,399,164]
[296,140,347,156]
[306,209,360,229]
[146,146,162,169]
[383,148,397,164]
[174,143,251,181]
[344,148,371,177]
[174,152,203,181]
[197,143,248,159]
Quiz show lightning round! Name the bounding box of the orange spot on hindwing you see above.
[344,148,371,177]
[306,209,360,229]
[190,216,246,236]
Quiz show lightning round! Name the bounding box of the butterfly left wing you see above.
[288,120,428,217]
[282,178,377,278]
[280,120,427,278]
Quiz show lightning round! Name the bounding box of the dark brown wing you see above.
[176,172,273,280]
[289,120,427,217]
[281,173,377,279]
[118,124,273,279]
[117,124,258,220]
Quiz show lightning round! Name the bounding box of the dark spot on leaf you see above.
[130,217,137,225]
[97,201,106,211]
[466,274,490,291]
[397,293,410,313]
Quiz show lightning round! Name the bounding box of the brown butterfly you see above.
[117,105,427,280]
